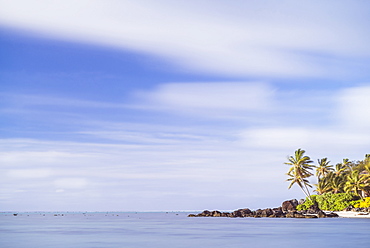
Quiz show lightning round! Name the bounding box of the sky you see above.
[1,0,370,212]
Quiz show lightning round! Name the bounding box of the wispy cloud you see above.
[7,169,53,178]
[1,0,370,211]
[54,178,88,189]
[0,93,127,109]
[1,82,275,122]
[0,136,290,210]
[2,83,370,210]
[133,82,274,117]
[337,85,370,128]
[1,0,369,78]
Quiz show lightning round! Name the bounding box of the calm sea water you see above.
[0,212,369,248]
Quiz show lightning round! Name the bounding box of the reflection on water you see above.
[0,212,369,248]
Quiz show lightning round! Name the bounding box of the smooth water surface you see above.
[1,212,369,248]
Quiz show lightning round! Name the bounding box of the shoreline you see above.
[188,199,370,219]
[333,211,370,218]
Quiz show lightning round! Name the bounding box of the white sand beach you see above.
[334,211,370,218]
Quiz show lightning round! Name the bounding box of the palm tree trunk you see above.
[303,183,312,200]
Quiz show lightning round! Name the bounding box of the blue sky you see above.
[1,0,370,211]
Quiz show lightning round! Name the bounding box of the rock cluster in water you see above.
[344,206,370,213]
[188,199,339,218]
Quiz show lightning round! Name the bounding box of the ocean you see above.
[0,212,369,248]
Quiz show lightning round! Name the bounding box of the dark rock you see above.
[275,212,285,218]
[271,207,284,217]
[285,211,294,218]
[254,209,263,217]
[195,210,211,217]
[189,209,237,217]
[307,202,320,214]
[188,200,339,218]
[260,208,274,217]
[273,207,283,212]
[221,212,231,217]
[344,206,353,211]
[304,214,318,218]
[269,213,285,218]
[325,212,339,218]
[282,199,298,212]
[286,211,300,218]
[294,213,308,218]
[268,208,285,218]
[232,209,242,217]
[354,208,365,212]
[202,210,211,216]
[305,202,326,218]
[284,210,318,218]
[298,199,305,205]
[212,211,222,217]
[233,208,253,217]
[317,211,327,218]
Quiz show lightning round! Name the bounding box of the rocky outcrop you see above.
[188,199,338,218]
[344,206,370,212]
[233,208,253,217]
[282,199,298,212]
[189,210,233,217]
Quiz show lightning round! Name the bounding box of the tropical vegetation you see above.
[351,197,370,208]
[285,148,315,199]
[296,193,359,211]
[285,149,370,211]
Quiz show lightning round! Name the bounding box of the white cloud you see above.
[0,0,369,78]
[134,82,274,116]
[54,178,88,189]
[240,128,310,150]
[7,169,52,178]
[79,130,209,144]
[238,125,370,163]
[0,83,275,121]
[2,83,370,210]
[337,85,370,128]
[0,149,92,169]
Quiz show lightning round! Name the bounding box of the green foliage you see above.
[314,176,332,195]
[296,196,316,211]
[344,170,368,197]
[285,149,314,199]
[315,158,333,178]
[285,152,370,205]
[351,197,370,208]
[296,193,360,211]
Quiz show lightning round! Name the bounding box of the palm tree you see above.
[360,161,370,197]
[285,148,315,199]
[344,170,368,198]
[315,158,333,179]
[345,161,356,172]
[334,158,349,176]
[314,176,332,195]
[365,154,370,165]
[329,173,345,194]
